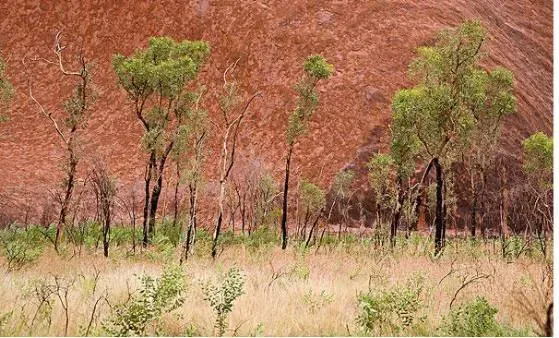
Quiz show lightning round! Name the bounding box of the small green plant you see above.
[438,297,503,336]
[1,238,43,271]
[102,265,187,336]
[356,275,425,335]
[202,267,245,336]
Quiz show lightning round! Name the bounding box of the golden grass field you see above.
[0,234,552,336]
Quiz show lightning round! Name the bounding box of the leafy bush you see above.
[102,265,187,336]
[356,275,425,335]
[202,267,245,336]
[158,218,183,247]
[0,227,46,270]
[437,296,529,337]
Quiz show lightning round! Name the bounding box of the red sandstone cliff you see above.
[0,0,552,223]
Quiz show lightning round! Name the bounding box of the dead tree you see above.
[211,60,261,259]
[25,32,93,252]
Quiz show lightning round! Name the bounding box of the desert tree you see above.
[367,153,398,245]
[211,61,261,259]
[280,55,333,249]
[112,37,210,246]
[460,68,516,237]
[90,161,116,257]
[25,32,94,252]
[391,20,512,254]
[175,89,209,263]
[297,178,325,243]
[522,132,552,251]
[330,169,355,239]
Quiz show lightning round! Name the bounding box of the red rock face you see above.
[0,1,552,222]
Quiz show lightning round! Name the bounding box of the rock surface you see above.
[0,0,551,222]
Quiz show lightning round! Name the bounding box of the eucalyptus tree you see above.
[280,55,333,249]
[175,89,209,263]
[367,153,397,244]
[522,132,553,239]
[330,169,355,238]
[26,32,94,252]
[112,37,209,246]
[391,20,514,254]
[210,61,261,259]
[461,68,516,237]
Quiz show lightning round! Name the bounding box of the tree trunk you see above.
[103,208,110,258]
[55,146,77,253]
[434,157,445,255]
[181,183,197,264]
[305,208,323,249]
[173,162,180,229]
[470,179,477,238]
[390,178,404,248]
[212,177,226,258]
[280,146,293,250]
[149,171,163,237]
[148,144,173,240]
[142,153,155,247]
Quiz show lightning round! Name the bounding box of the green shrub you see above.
[356,275,425,335]
[102,265,187,336]
[0,227,46,270]
[158,218,183,247]
[438,297,504,336]
[202,267,245,336]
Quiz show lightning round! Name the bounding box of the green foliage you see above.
[299,178,326,216]
[202,267,245,336]
[303,54,334,79]
[103,265,187,336]
[392,20,515,168]
[356,275,425,335]
[0,226,47,270]
[331,170,355,199]
[367,153,397,209]
[437,297,518,337]
[522,132,552,190]
[113,36,210,156]
[286,55,333,145]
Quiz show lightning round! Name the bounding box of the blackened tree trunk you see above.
[470,187,478,238]
[55,147,77,253]
[280,145,293,250]
[433,157,445,255]
[103,209,110,257]
[148,143,174,239]
[181,183,198,264]
[142,153,155,247]
[390,178,404,248]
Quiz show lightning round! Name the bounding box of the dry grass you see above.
[0,238,550,336]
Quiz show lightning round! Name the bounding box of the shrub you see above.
[158,218,183,247]
[0,227,46,270]
[102,265,187,336]
[356,275,425,335]
[202,267,245,336]
[438,297,503,336]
